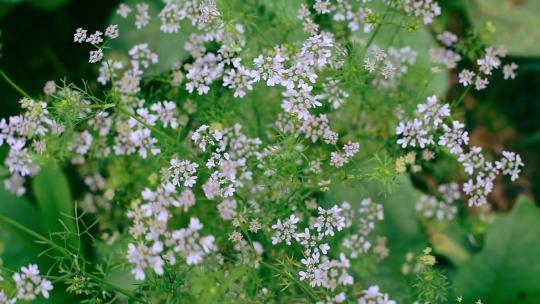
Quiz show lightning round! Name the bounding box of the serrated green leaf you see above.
[454,197,540,303]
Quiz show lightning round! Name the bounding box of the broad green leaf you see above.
[454,197,540,304]
[0,184,43,267]
[32,161,79,252]
[466,0,540,56]
[377,175,425,254]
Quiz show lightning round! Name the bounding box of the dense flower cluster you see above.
[0,0,528,302]
[396,95,523,206]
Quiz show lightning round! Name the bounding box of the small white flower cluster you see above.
[126,156,217,280]
[341,198,385,258]
[192,124,262,200]
[94,43,158,95]
[1,98,64,196]
[430,46,461,69]
[401,0,441,25]
[357,285,396,304]
[73,24,119,63]
[416,182,460,220]
[396,95,524,206]
[276,113,339,146]
[460,148,524,206]
[318,79,350,109]
[298,1,374,36]
[459,47,517,91]
[0,264,53,302]
[396,95,451,149]
[430,31,519,91]
[43,80,56,95]
[79,172,112,214]
[272,205,354,293]
[365,46,417,89]
[330,141,360,168]
[155,0,222,32]
[116,3,152,29]
[217,198,237,221]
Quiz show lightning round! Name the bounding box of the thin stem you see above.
[452,86,472,110]
[85,272,143,303]
[251,93,264,140]
[259,260,318,301]
[0,214,73,258]
[0,68,31,98]
[78,103,116,110]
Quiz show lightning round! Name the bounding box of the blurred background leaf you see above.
[466,0,540,57]
[454,197,540,303]
[32,161,80,252]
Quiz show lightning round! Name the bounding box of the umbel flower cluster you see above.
[0,0,525,303]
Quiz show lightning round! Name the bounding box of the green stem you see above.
[251,93,264,140]
[0,214,73,258]
[452,86,472,110]
[259,260,318,301]
[0,68,31,98]
[79,103,116,110]
[85,272,143,303]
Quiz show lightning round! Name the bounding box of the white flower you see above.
[89,49,104,63]
[223,65,257,98]
[127,242,164,281]
[12,264,53,300]
[169,158,199,188]
[73,27,87,43]
[495,151,524,181]
[117,3,132,18]
[474,76,489,91]
[86,31,103,45]
[129,43,159,70]
[159,3,182,33]
[458,146,485,175]
[439,121,469,155]
[217,199,237,220]
[105,24,119,39]
[437,31,458,47]
[477,47,502,75]
[314,0,331,14]
[171,218,216,265]
[396,119,433,148]
[458,69,475,87]
[357,285,396,304]
[135,3,151,29]
[463,175,494,207]
[417,95,450,127]
[271,214,300,245]
[43,80,56,95]
[503,62,518,80]
[151,101,179,129]
[313,205,346,236]
[343,142,360,157]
